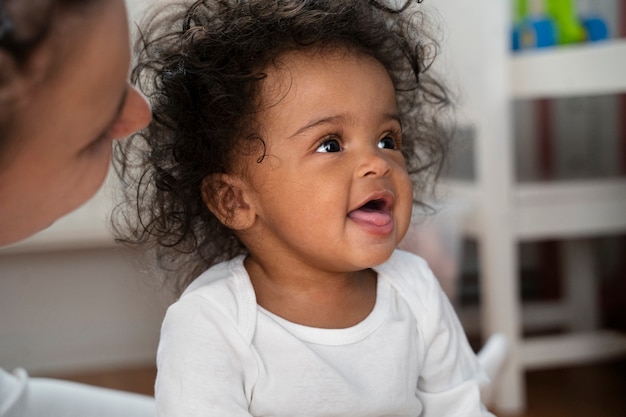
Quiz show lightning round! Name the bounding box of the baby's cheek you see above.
[397,177,415,238]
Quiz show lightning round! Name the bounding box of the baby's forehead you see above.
[257,45,388,93]
[267,44,377,69]
[253,47,398,125]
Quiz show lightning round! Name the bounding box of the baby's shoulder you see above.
[166,255,256,336]
[182,255,247,300]
[378,249,441,308]
[379,250,436,285]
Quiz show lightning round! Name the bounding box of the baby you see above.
[114,1,493,416]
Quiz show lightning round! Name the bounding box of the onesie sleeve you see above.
[386,251,495,417]
[417,274,494,416]
[155,292,255,417]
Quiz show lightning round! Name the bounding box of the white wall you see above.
[0,246,172,374]
[126,0,157,25]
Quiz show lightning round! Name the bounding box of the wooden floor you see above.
[52,357,626,416]
[499,358,626,417]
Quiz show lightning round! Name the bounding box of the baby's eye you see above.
[316,138,342,153]
[377,135,398,150]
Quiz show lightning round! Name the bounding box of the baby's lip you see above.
[347,191,395,233]
[349,190,394,214]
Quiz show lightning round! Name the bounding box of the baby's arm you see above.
[414,264,495,416]
[155,293,254,417]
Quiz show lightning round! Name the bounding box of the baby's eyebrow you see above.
[385,113,402,127]
[289,112,401,139]
[289,115,345,139]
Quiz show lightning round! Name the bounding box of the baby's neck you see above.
[244,256,378,329]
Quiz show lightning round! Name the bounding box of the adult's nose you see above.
[109,84,152,140]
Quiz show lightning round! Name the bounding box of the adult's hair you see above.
[113,0,450,294]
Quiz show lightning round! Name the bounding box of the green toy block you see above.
[545,0,586,44]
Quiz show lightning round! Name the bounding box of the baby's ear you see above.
[202,173,256,230]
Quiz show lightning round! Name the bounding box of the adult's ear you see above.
[201,173,256,230]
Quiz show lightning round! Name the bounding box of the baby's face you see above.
[240,47,414,273]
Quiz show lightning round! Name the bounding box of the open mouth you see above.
[347,192,394,233]
[360,198,389,212]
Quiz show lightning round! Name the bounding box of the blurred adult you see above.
[0,0,153,415]
[0,0,151,245]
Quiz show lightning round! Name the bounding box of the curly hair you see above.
[113,0,450,294]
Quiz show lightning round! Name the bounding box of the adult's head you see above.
[0,0,152,246]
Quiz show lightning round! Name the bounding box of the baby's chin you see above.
[354,246,399,270]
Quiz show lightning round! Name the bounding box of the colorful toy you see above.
[545,0,586,44]
[582,16,609,41]
[577,0,612,41]
[512,0,610,51]
[512,0,558,50]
